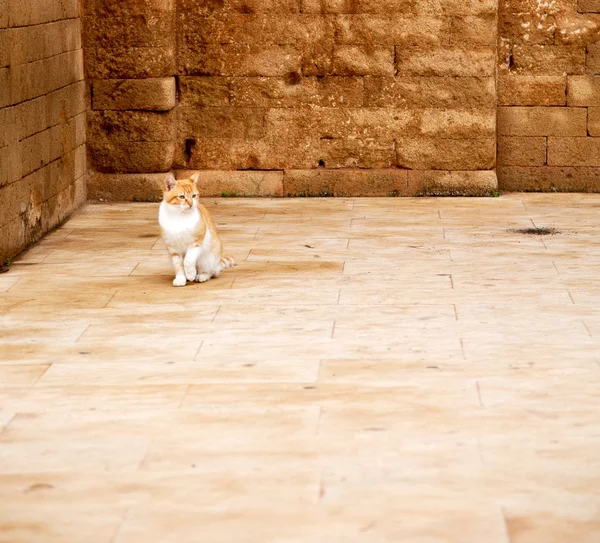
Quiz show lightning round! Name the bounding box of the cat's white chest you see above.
[159,203,201,252]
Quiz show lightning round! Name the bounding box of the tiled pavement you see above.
[1,194,599,542]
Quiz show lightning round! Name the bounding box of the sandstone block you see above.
[283,169,407,197]
[499,11,555,46]
[497,136,547,166]
[182,170,284,196]
[588,42,600,73]
[178,107,266,140]
[450,14,497,45]
[227,137,326,169]
[178,13,331,47]
[179,0,298,13]
[332,46,394,76]
[85,13,174,49]
[86,46,175,79]
[179,44,302,76]
[498,166,600,192]
[318,138,395,168]
[88,172,169,202]
[47,81,87,126]
[407,170,497,196]
[0,0,7,28]
[92,78,177,110]
[364,76,496,108]
[567,75,600,105]
[579,0,600,11]
[333,15,447,46]
[301,43,334,76]
[396,47,495,77]
[8,19,81,66]
[441,0,497,16]
[0,67,9,107]
[396,138,496,170]
[89,110,176,142]
[419,109,495,139]
[548,137,600,166]
[497,107,587,136]
[589,107,600,135]
[0,142,22,187]
[264,108,417,141]
[498,76,566,106]
[230,76,363,108]
[94,0,175,15]
[512,45,586,75]
[89,141,175,173]
[179,76,230,107]
[175,138,232,170]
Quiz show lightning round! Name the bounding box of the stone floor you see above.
[0,194,599,542]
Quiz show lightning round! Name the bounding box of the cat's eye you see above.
[178,195,185,199]
[192,194,198,198]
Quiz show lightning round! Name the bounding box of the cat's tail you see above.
[220,256,236,269]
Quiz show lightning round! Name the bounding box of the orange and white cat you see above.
[159,173,235,287]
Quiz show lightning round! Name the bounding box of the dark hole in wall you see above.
[185,139,196,164]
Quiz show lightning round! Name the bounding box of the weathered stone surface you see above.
[332,46,394,76]
[180,169,283,196]
[498,136,548,166]
[94,0,175,16]
[179,44,302,76]
[450,14,497,45]
[396,138,496,170]
[85,12,175,49]
[178,0,299,14]
[498,166,600,192]
[396,47,495,77]
[407,170,497,196]
[178,107,266,139]
[230,76,363,108]
[88,111,176,142]
[589,107,600,135]
[588,42,600,73]
[512,45,586,75]
[88,172,168,201]
[419,109,495,139]
[179,76,230,107]
[283,169,407,197]
[86,46,175,79]
[318,138,395,168]
[333,15,447,46]
[548,137,600,166]
[497,107,587,136]
[89,141,175,173]
[579,0,600,12]
[178,13,331,46]
[364,76,495,108]
[567,75,600,105]
[264,108,417,140]
[92,78,177,110]
[498,76,567,106]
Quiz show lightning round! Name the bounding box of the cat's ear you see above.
[165,174,177,191]
[190,172,200,185]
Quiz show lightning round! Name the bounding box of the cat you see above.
[159,173,235,287]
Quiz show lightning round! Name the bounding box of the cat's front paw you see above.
[195,272,211,283]
[185,267,196,282]
[173,275,187,287]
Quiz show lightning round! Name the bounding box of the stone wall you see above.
[86,0,499,199]
[498,0,600,191]
[0,0,87,264]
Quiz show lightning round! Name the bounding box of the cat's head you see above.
[163,173,199,211]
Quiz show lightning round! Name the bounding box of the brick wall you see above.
[86,0,498,199]
[0,0,87,264]
[498,0,600,191]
